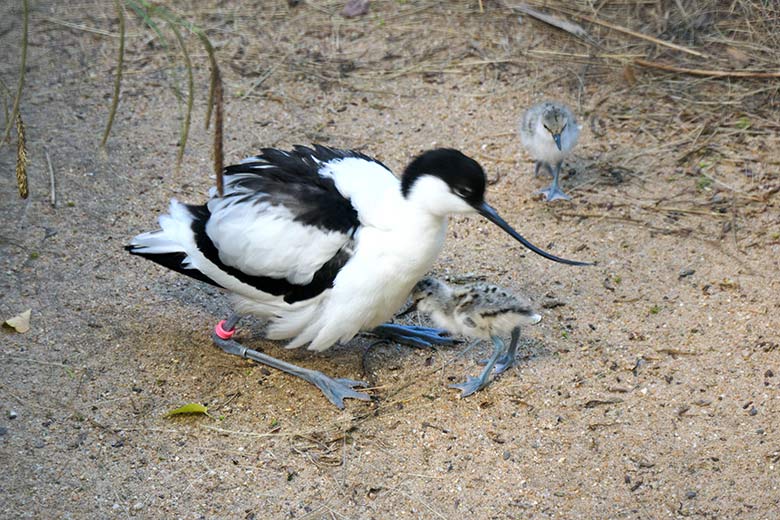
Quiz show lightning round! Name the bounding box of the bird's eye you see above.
[454,186,473,198]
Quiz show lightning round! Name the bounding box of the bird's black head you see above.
[400,148,592,267]
[401,148,486,207]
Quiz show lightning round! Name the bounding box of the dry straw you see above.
[16,112,28,199]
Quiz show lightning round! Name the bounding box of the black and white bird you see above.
[519,101,581,202]
[405,277,541,397]
[127,145,588,408]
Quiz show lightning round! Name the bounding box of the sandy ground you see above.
[2,1,780,518]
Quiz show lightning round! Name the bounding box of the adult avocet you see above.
[128,145,588,408]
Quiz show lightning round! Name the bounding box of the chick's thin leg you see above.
[449,335,505,398]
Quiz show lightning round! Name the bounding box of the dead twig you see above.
[507,3,592,42]
[167,22,194,170]
[38,15,129,38]
[100,0,124,150]
[634,59,780,78]
[192,29,224,196]
[4,0,28,144]
[213,66,224,196]
[45,148,56,207]
[568,11,706,58]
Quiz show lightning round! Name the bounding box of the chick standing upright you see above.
[519,101,580,202]
[407,277,542,397]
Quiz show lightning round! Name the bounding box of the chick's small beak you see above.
[552,133,563,151]
[397,299,419,318]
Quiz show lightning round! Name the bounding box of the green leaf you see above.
[164,403,211,418]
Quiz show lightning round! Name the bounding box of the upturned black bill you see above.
[477,202,592,266]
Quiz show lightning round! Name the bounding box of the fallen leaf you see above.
[164,403,211,418]
[4,309,31,333]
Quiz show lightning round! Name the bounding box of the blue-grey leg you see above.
[449,335,505,398]
[534,160,554,178]
[491,327,521,375]
[212,314,371,409]
[372,323,458,348]
[538,160,571,201]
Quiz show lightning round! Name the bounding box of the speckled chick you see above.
[519,101,580,202]
[408,277,542,397]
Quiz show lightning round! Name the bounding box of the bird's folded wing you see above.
[205,159,360,286]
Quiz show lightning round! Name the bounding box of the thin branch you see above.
[168,21,194,170]
[4,0,28,143]
[213,66,224,196]
[196,31,218,130]
[566,10,706,58]
[101,0,125,149]
[39,15,128,38]
[193,29,224,195]
[634,58,780,78]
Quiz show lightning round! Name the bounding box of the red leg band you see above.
[215,320,236,340]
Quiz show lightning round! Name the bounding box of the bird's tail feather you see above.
[126,199,220,287]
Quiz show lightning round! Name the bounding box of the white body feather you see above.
[130,156,466,352]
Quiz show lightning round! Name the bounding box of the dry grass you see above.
[2,0,777,263]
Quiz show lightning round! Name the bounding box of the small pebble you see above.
[502,450,510,461]
[0,426,7,436]
[686,491,698,500]
[132,502,144,511]
[542,299,566,309]
[8,410,17,420]
[765,369,774,378]
[749,406,758,416]
[678,268,695,279]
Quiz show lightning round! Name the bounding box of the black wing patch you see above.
[128,145,369,304]
[224,145,385,234]
[188,205,352,304]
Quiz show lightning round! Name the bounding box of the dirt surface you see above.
[2,2,780,519]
